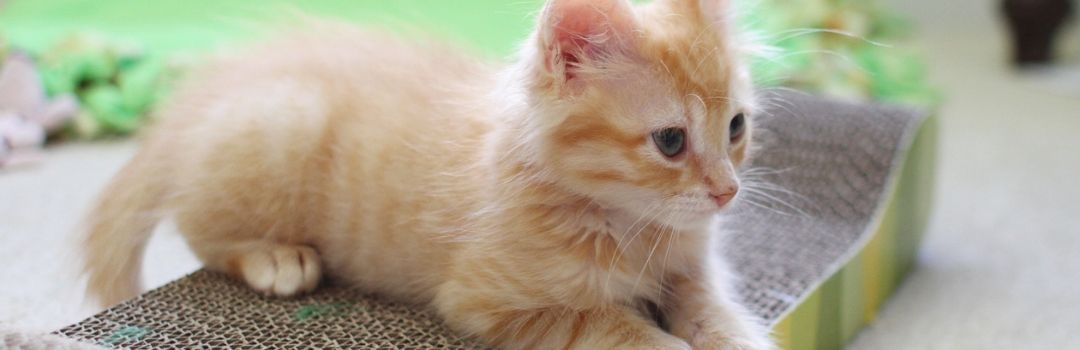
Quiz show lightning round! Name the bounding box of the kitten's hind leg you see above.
[228,244,322,297]
[174,193,324,297]
[185,234,323,297]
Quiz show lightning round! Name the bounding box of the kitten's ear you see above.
[537,0,638,85]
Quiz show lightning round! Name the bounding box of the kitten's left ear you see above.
[537,0,639,87]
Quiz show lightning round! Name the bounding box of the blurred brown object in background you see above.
[1002,0,1075,66]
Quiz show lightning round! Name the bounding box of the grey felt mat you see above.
[55,90,926,349]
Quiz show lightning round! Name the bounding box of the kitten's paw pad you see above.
[238,245,322,297]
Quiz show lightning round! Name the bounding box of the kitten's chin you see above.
[661,212,721,232]
[607,200,723,232]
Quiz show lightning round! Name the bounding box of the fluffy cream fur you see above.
[80,0,773,348]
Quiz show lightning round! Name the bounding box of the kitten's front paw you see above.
[235,244,322,297]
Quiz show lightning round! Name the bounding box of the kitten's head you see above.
[522,0,755,229]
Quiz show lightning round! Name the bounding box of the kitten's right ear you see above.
[537,0,638,88]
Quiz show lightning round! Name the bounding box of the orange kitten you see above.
[81,0,772,348]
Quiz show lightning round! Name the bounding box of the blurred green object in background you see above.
[0,0,940,129]
[31,33,170,139]
[0,0,545,57]
[744,0,941,106]
[0,0,549,139]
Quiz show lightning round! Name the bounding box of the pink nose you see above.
[709,189,737,208]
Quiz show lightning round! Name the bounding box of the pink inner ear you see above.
[542,0,636,81]
[553,35,586,81]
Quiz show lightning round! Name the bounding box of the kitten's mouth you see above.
[686,203,727,217]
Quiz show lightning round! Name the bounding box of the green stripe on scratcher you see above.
[894,115,938,280]
[789,288,822,350]
[838,260,865,343]
[293,303,354,323]
[861,200,898,323]
[773,313,794,350]
[815,274,843,350]
[98,325,151,347]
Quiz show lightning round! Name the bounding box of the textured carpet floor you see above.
[2,7,1080,350]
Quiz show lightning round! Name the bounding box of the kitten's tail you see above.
[80,148,170,307]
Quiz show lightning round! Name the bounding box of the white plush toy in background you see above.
[0,52,79,169]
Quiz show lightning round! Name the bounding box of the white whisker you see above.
[770,28,892,48]
[605,201,665,294]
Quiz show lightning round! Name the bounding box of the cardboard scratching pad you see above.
[55,91,935,349]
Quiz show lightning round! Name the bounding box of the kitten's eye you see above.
[729,113,746,142]
[651,127,686,158]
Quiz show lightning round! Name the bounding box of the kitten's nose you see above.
[704,174,739,208]
[708,187,738,208]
